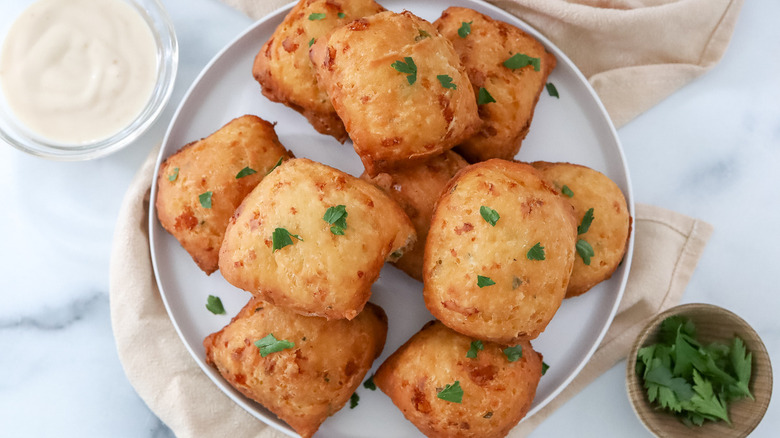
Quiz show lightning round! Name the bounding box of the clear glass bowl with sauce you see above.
[0,0,178,160]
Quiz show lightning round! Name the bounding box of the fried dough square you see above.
[219,158,415,320]
[204,297,388,438]
[362,150,468,281]
[435,7,556,162]
[374,321,543,438]
[423,160,577,343]
[252,0,385,142]
[532,161,632,297]
[309,10,480,176]
[155,115,293,274]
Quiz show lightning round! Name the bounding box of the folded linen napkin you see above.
[110,0,735,436]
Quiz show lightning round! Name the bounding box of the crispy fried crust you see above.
[309,10,480,176]
[361,151,469,281]
[531,161,631,297]
[374,321,542,438]
[423,159,577,343]
[219,158,416,320]
[252,0,385,142]
[204,298,388,438]
[435,7,556,162]
[155,115,293,274]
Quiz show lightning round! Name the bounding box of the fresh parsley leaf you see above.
[503,53,541,71]
[542,361,549,375]
[503,345,523,362]
[338,12,346,18]
[437,381,463,403]
[350,392,359,409]
[363,375,376,390]
[477,275,495,288]
[480,206,499,226]
[477,87,495,105]
[576,239,594,265]
[308,37,315,47]
[546,82,559,98]
[458,21,472,38]
[235,166,257,179]
[267,156,284,175]
[645,365,695,409]
[689,370,731,424]
[391,57,417,85]
[437,74,457,90]
[254,333,295,357]
[323,205,348,235]
[578,208,594,234]
[308,12,326,20]
[527,242,545,260]
[561,185,574,197]
[272,227,302,252]
[729,337,754,400]
[199,191,213,209]
[168,167,179,182]
[205,295,225,315]
[466,340,483,359]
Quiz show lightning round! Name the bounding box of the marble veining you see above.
[0,0,777,437]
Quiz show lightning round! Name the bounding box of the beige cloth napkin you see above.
[110,0,736,436]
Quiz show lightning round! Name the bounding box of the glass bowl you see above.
[0,0,178,161]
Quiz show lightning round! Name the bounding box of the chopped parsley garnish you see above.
[272,227,303,252]
[542,361,550,375]
[323,205,348,235]
[416,29,431,41]
[350,392,359,408]
[477,275,495,288]
[480,206,500,226]
[168,167,179,182]
[477,87,496,105]
[561,185,574,197]
[503,53,541,71]
[578,208,594,234]
[391,57,417,85]
[546,82,559,98]
[503,345,523,362]
[308,13,326,20]
[254,333,295,357]
[466,340,484,358]
[205,295,225,315]
[527,242,545,260]
[308,38,315,47]
[363,375,376,390]
[635,316,754,427]
[235,166,257,179]
[199,191,213,209]
[576,239,594,265]
[437,381,463,403]
[458,21,472,38]
[267,156,284,175]
[338,12,346,18]
[437,74,457,90]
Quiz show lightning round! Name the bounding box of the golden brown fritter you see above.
[219,158,415,320]
[204,297,388,438]
[309,10,480,176]
[531,161,631,297]
[423,159,577,344]
[435,7,556,162]
[361,150,469,281]
[374,321,543,438]
[155,115,293,274]
[252,0,385,141]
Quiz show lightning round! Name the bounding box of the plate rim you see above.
[148,0,635,436]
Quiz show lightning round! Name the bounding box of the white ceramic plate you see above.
[149,1,635,436]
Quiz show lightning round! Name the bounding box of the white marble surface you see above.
[0,0,777,437]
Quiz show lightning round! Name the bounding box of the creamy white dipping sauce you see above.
[0,0,158,145]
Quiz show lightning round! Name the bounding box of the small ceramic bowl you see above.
[626,303,772,438]
[0,0,177,160]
